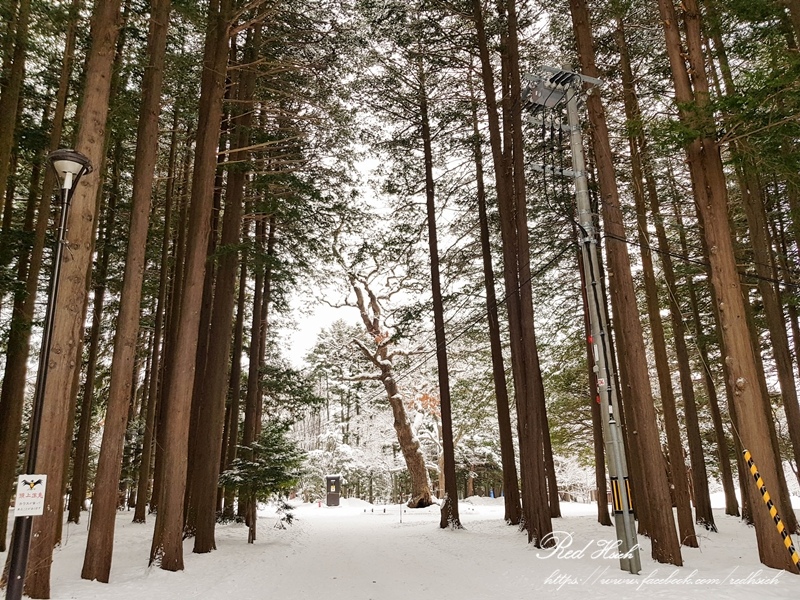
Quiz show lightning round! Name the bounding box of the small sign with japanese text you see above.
[15,474,47,516]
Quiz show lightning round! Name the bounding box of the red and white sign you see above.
[15,474,47,516]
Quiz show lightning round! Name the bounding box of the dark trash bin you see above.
[325,475,341,506]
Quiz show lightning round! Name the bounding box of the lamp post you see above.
[5,149,92,600]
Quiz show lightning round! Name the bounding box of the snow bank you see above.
[3,502,799,599]
[463,495,505,506]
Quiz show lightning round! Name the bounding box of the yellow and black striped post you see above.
[743,449,800,566]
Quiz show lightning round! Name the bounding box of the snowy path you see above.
[2,498,798,599]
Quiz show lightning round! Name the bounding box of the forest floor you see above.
[2,495,798,599]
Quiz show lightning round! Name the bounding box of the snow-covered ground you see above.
[2,495,798,599]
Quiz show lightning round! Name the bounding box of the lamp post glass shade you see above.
[48,148,92,191]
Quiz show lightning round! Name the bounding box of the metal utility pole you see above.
[524,67,641,574]
[565,81,640,576]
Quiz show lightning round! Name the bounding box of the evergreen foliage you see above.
[219,422,306,512]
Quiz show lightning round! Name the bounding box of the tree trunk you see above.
[651,174,718,531]
[238,213,272,523]
[645,165,718,531]
[1,142,18,232]
[0,0,20,92]
[772,207,800,484]
[253,215,275,432]
[133,105,179,524]
[472,0,552,544]
[505,0,558,531]
[149,0,231,572]
[150,122,192,516]
[242,218,264,450]
[67,173,117,526]
[656,0,798,572]
[615,20,697,546]
[675,193,740,519]
[0,0,79,553]
[583,146,649,536]
[705,0,800,493]
[192,23,258,554]
[570,0,682,565]
[416,53,461,530]
[0,0,30,217]
[22,1,123,596]
[741,276,800,534]
[184,126,226,538]
[740,171,800,490]
[222,259,247,518]
[344,268,434,508]
[468,66,521,526]
[81,0,170,581]
[474,0,531,532]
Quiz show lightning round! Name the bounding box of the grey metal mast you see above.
[525,66,641,574]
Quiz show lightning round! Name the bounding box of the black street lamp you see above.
[5,149,92,600]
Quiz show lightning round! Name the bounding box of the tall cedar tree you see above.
[704,1,800,497]
[69,155,118,525]
[617,17,718,530]
[504,0,561,523]
[568,0,682,564]
[468,69,522,526]
[0,0,30,218]
[471,0,553,544]
[22,1,123,597]
[81,0,171,582]
[149,0,232,571]
[190,21,259,554]
[132,105,181,524]
[656,0,799,572]
[337,261,436,508]
[0,0,81,553]
[416,49,462,529]
[615,19,699,545]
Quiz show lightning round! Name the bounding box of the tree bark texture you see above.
[23,1,123,596]
[615,20,697,546]
[347,273,434,508]
[656,0,799,572]
[469,70,521,526]
[81,0,171,581]
[0,0,30,217]
[149,0,231,572]
[0,0,80,553]
[472,0,553,544]
[67,181,117,526]
[149,139,191,516]
[705,0,800,494]
[417,54,461,530]
[570,0,682,565]
[184,148,224,537]
[222,259,247,518]
[192,23,258,554]
[133,105,180,524]
[505,0,559,530]
[671,179,741,520]
[739,169,800,491]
